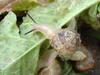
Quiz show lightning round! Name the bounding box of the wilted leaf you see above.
[0,11,45,75]
[0,0,48,14]
[0,0,17,14]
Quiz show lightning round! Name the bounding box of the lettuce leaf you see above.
[0,11,45,75]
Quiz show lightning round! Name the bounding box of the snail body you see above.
[26,23,95,71]
[31,24,86,60]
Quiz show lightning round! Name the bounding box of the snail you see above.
[25,18,86,61]
[25,14,95,71]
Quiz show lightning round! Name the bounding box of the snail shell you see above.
[51,28,80,60]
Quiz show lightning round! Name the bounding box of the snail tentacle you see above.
[32,24,56,39]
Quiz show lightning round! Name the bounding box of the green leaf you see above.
[62,62,87,75]
[80,3,100,30]
[62,62,72,75]
[0,0,99,75]
[24,0,99,30]
[0,11,45,75]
